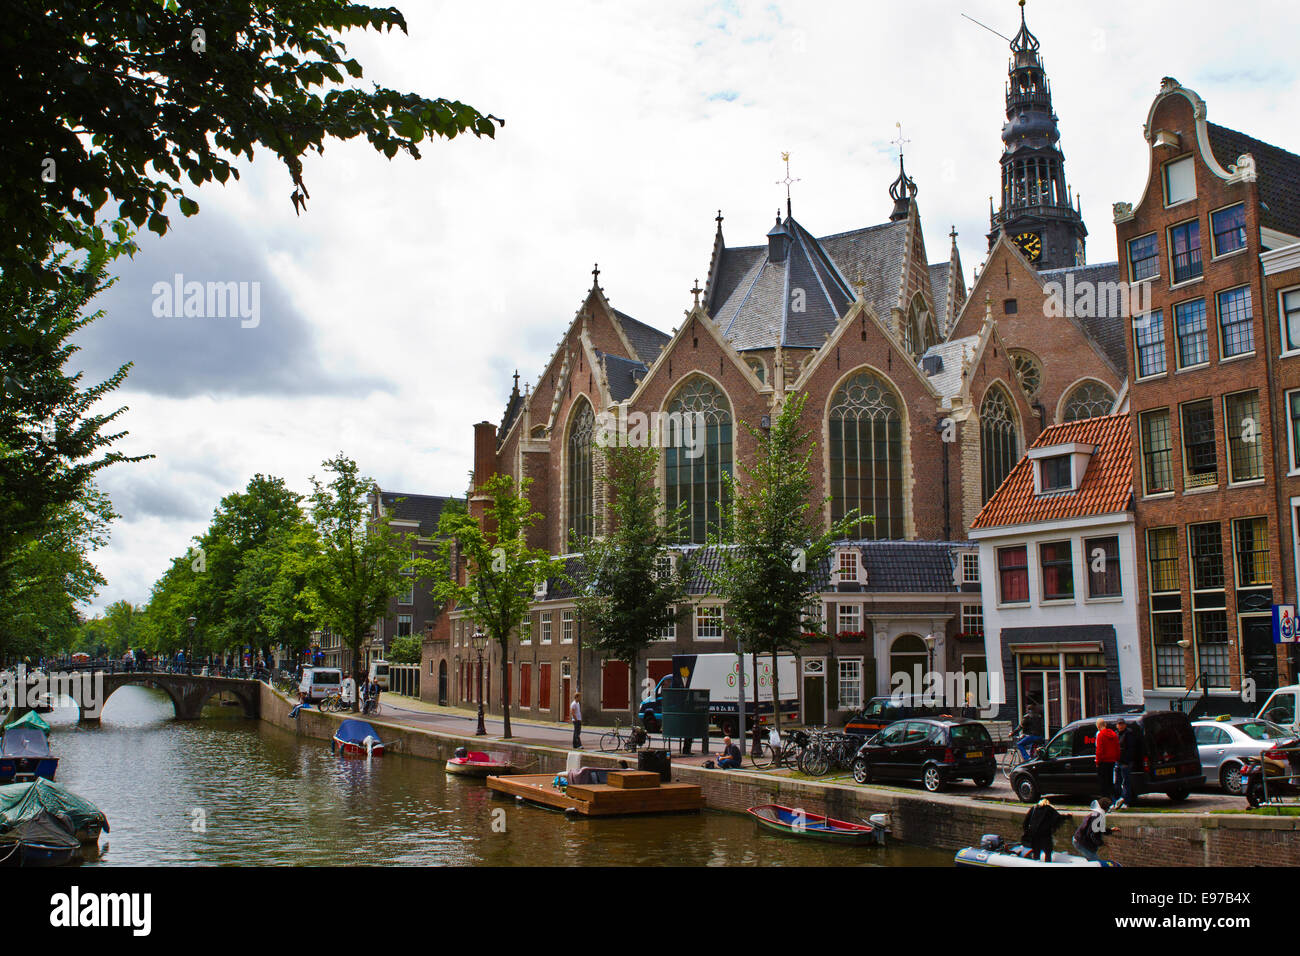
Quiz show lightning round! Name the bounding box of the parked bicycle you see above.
[599,718,650,753]
[751,728,807,770]
[797,728,859,777]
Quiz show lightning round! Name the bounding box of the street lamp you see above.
[924,633,937,706]
[472,630,489,736]
[186,616,197,675]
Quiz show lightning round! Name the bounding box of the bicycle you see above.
[1000,733,1042,779]
[599,718,649,753]
[750,728,807,770]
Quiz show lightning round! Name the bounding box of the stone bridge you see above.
[19,670,262,723]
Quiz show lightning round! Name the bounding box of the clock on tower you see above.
[1014,231,1042,262]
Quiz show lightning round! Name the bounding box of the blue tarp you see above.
[334,720,381,745]
[1,728,50,759]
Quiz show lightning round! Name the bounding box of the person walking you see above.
[1114,717,1141,809]
[1072,797,1120,862]
[1093,717,1119,800]
[1021,797,1068,862]
[570,692,583,749]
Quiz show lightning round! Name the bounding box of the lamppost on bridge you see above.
[472,629,488,736]
[186,616,197,676]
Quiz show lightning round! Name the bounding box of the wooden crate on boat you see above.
[606,770,660,790]
[485,773,703,816]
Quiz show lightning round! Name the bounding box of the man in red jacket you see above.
[1094,717,1120,801]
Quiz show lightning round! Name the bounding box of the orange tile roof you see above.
[970,413,1133,530]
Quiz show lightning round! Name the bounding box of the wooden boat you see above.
[446,750,515,778]
[487,770,703,816]
[0,727,58,784]
[746,804,885,845]
[0,779,109,847]
[331,719,385,757]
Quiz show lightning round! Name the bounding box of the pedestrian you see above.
[1072,797,1119,862]
[341,672,356,709]
[1114,717,1141,809]
[1021,797,1068,862]
[716,735,742,769]
[1093,717,1119,799]
[570,692,583,749]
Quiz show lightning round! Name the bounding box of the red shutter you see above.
[601,660,630,710]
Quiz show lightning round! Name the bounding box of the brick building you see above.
[1113,78,1300,712]
[435,4,1126,725]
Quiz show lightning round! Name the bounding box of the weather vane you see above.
[776,152,800,217]
[891,122,910,159]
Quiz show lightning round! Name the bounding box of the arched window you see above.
[829,371,905,539]
[567,400,594,544]
[664,378,732,544]
[745,357,766,384]
[1061,380,1116,422]
[889,634,928,687]
[1008,349,1042,401]
[900,309,918,361]
[981,384,1020,504]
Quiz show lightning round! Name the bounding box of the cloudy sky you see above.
[73,0,1300,613]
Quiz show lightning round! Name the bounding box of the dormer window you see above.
[838,550,858,582]
[1029,442,1094,496]
[960,552,981,584]
[1040,455,1072,492]
[1163,155,1196,206]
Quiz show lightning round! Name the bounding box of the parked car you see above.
[1009,711,1203,804]
[1193,716,1293,795]
[844,695,961,740]
[851,718,996,792]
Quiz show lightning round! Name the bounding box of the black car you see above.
[844,695,960,740]
[1009,711,1204,804]
[851,718,996,792]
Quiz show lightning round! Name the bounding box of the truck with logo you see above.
[638,653,799,738]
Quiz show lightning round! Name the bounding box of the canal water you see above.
[47,686,951,866]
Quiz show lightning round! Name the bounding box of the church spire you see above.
[888,123,917,221]
[987,0,1087,269]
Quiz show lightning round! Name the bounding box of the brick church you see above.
[427,3,1128,728]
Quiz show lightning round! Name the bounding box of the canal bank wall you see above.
[258,684,1300,866]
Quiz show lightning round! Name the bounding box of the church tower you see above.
[987,0,1087,270]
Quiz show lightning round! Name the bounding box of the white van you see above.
[368,660,390,690]
[1257,685,1300,734]
[299,667,342,703]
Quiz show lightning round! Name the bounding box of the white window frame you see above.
[540,611,552,645]
[961,603,984,635]
[960,551,981,584]
[837,603,863,634]
[696,605,724,641]
[836,549,862,585]
[1127,231,1161,283]
[1286,388,1300,476]
[1163,154,1196,207]
[655,607,676,643]
[838,657,864,712]
[1280,285,1300,358]
[396,614,412,638]
[561,609,575,644]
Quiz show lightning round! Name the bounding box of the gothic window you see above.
[566,400,594,544]
[981,385,1020,504]
[829,371,905,539]
[1008,349,1042,401]
[664,377,732,544]
[746,357,766,384]
[1061,381,1116,422]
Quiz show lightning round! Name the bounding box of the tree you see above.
[574,445,689,712]
[299,454,434,707]
[434,473,559,740]
[1,0,503,286]
[387,634,421,665]
[0,255,149,617]
[707,392,861,749]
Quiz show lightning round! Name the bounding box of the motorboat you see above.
[445,748,516,777]
[747,804,888,845]
[331,719,385,757]
[955,834,1120,867]
[0,727,58,783]
[0,779,108,845]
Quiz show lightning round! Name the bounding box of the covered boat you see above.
[0,779,109,844]
[446,748,516,778]
[5,711,51,734]
[332,719,384,757]
[0,727,58,783]
[747,804,887,845]
[0,780,96,866]
[955,834,1120,868]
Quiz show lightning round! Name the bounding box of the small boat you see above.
[0,779,110,846]
[955,835,1120,867]
[0,727,58,783]
[747,804,888,845]
[446,749,516,778]
[332,719,385,757]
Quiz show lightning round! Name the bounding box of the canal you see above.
[48,686,952,866]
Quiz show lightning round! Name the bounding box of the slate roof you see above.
[707,217,910,349]
[498,386,524,441]
[597,350,649,402]
[378,492,463,536]
[611,309,671,365]
[536,540,968,599]
[970,413,1133,530]
[929,262,952,333]
[1206,122,1300,239]
[1035,261,1127,374]
[921,335,980,403]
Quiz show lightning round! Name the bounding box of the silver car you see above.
[1192,718,1294,795]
